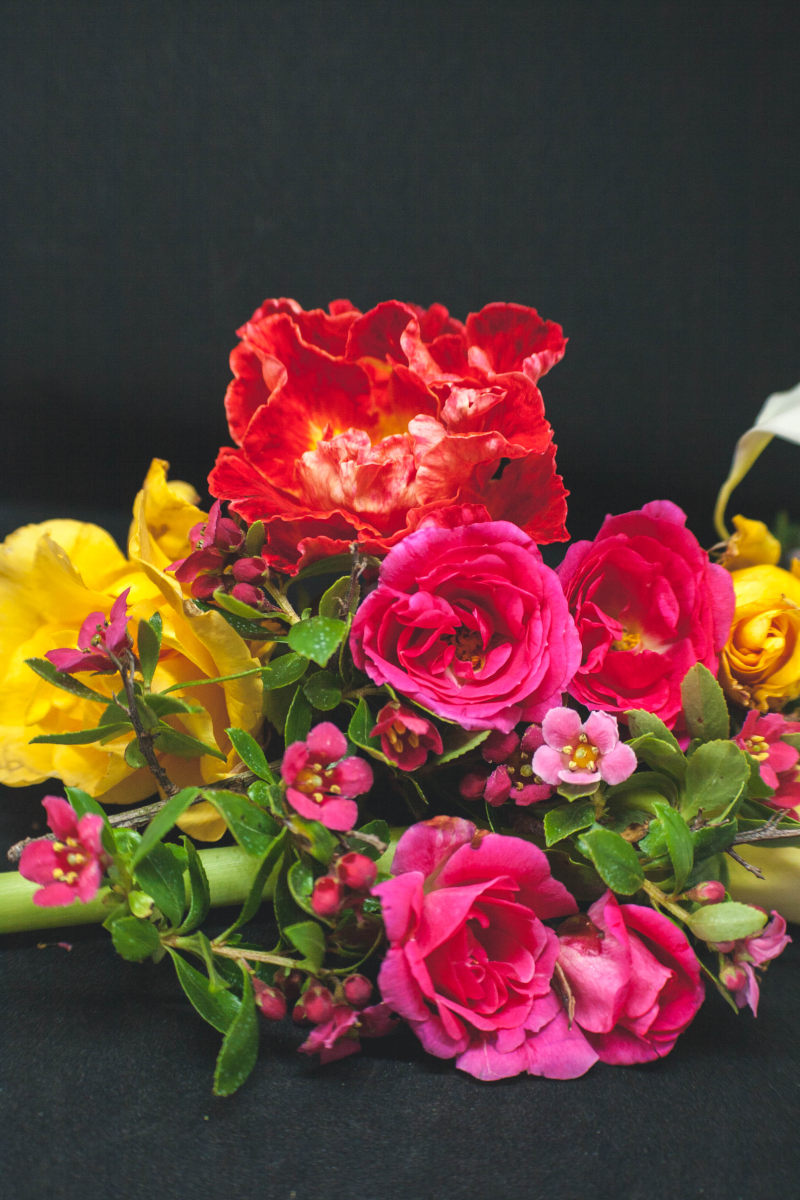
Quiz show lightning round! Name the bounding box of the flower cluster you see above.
[2,295,796,1098]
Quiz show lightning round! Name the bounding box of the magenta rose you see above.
[556,891,705,1064]
[557,501,735,728]
[373,817,598,1081]
[350,518,581,732]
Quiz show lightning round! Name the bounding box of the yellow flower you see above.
[719,564,800,711]
[0,460,265,839]
[719,514,781,571]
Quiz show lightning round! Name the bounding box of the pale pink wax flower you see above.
[459,726,553,807]
[281,722,373,831]
[19,796,109,907]
[371,702,443,771]
[734,711,800,814]
[46,588,133,674]
[720,911,791,1016]
[532,707,637,788]
[298,1002,398,1064]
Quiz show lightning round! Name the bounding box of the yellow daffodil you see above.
[719,514,781,572]
[719,563,800,711]
[0,460,265,839]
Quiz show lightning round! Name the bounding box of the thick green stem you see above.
[0,846,273,935]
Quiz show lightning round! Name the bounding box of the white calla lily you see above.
[714,380,800,539]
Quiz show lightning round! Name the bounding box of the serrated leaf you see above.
[288,616,347,667]
[544,800,596,847]
[137,613,163,688]
[169,950,241,1034]
[284,920,326,971]
[30,721,132,745]
[303,670,343,711]
[681,740,750,821]
[63,786,107,819]
[206,789,279,856]
[681,663,730,743]
[154,725,227,761]
[652,801,694,890]
[687,901,768,942]
[624,709,682,752]
[260,651,309,691]
[284,687,312,745]
[578,828,645,895]
[25,656,110,702]
[318,576,352,619]
[226,726,274,781]
[133,842,187,927]
[432,727,491,767]
[110,916,161,961]
[131,787,201,866]
[627,732,687,785]
[288,857,317,916]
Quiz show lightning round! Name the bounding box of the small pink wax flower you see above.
[720,911,791,1016]
[281,722,373,831]
[734,711,800,815]
[298,1002,398,1065]
[371,702,443,771]
[459,726,553,807]
[531,708,637,789]
[46,589,133,675]
[19,796,109,907]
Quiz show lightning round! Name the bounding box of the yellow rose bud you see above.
[719,514,781,571]
[0,460,265,840]
[719,564,800,710]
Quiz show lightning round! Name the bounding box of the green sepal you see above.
[681,663,730,743]
[177,836,212,934]
[25,656,110,703]
[168,950,240,1034]
[137,612,163,688]
[206,790,280,856]
[260,651,309,691]
[154,725,226,761]
[624,709,682,752]
[131,787,201,866]
[651,801,694,890]
[544,800,596,847]
[284,687,313,745]
[318,576,352,619]
[110,915,161,961]
[284,920,326,971]
[133,842,187,928]
[287,616,348,667]
[680,740,750,821]
[303,670,343,711]
[577,828,645,895]
[686,901,768,942]
[244,520,265,557]
[226,726,274,781]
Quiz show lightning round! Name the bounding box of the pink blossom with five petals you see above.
[46,589,133,675]
[532,707,636,789]
[19,796,110,907]
[281,722,373,831]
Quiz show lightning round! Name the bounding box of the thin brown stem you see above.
[115,650,179,798]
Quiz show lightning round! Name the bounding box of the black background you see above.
[2,3,800,1198]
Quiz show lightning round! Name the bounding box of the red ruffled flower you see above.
[209,297,569,572]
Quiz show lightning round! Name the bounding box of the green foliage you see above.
[288,814,338,865]
[284,687,313,744]
[626,732,687,786]
[287,615,348,667]
[681,740,750,821]
[650,801,694,890]
[25,656,109,702]
[303,670,343,711]
[133,842,187,928]
[30,723,132,745]
[168,950,240,1034]
[217,831,288,942]
[153,726,226,761]
[347,819,391,861]
[284,921,326,971]
[206,790,280,856]
[318,576,352,619]
[260,651,309,691]
[432,728,491,767]
[287,857,317,916]
[625,709,682,752]
[110,916,161,961]
[131,787,201,866]
[687,901,768,942]
[681,664,730,743]
[226,726,274,781]
[63,786,107,820]
[577,828,645,895]
[137,613,163,688]
[544,800,596,847]
[213,967,260,1097]
[178,837,212,934]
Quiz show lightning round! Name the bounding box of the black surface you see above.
[3,2,800,1196]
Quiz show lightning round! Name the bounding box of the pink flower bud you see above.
[191,573,223,600]
[274,968,303,1001]
[685,880,726,904]
[336,852,377,892]
[252,980,287,1021]
[303,985,335,1025]
[343,974,373,1008]
[230,581,264,607]
[312,875,344,916]
[232,556,266,583]
[720,962,749,992]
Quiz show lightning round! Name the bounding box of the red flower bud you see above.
[685,880,726,904]
[312,876,344,917]
[252,980,287,1021]
[191,573,224,600]
[302,985,335,1025]
[232,556,266,583]
[720,962,748,992]
[342,974,373,1008]
[230,581,264,607]
[336,852,377,892]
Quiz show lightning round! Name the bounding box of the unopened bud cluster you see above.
[170,501,275,610]
[311,851,377,918]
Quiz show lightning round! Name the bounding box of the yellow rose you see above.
[0,460,265,839]
[719,564,800,710]
[719,514,781,571]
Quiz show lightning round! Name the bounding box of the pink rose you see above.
[557,891,705,1064]
[557,501,734,728]
[373,817,596,1081]
[350,519,581,732]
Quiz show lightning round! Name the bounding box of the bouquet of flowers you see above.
[1,297,798,1094]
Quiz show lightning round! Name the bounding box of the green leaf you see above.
[168,950,240,1034]
[288,857,317,916]
[577,828,645,895]
[206,790,280,856]
[177,837,212,934]
[681,740,750,821]
[624,709,682,752]
[288,616,348,667]
[133,842,187,927]
[432,727,491,767]
[212,587,268,621]
[544,800,596,847]
[191,598,282,642]
[626,732,687,785]
[273,862,304,935]
[63,786,107,819]
[284,687,313,745]
[154,726,227,761]
[287,815,338,864]
[687,901,768,943]
[137,613,163,689]
[226,726,274,781]
[110,916,161,961]
[681,664,730,743]
[124,739,149,769]
[347,819,391,861]
[30,722,132,745]
[303,670,343,711]
[651,801,694,890]
[318,576,352,619]
[143,692,202,717]
[260,651,309,691]
[217,830,287,941]
[215,976,264,1097]
[131,787,201,866]
[247,779,286,820]
[604,771,677,814]
[284,920,326,971]
[25,656,110,703]
[244,520,265,556]
[691,820,738,860]
[347,697,375,747]
[744,752,776,801]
